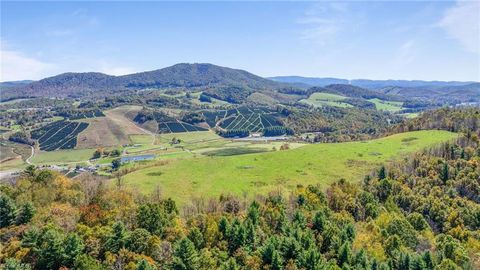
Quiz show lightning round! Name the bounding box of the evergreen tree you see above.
[127,228,151,254]
[247,201,260,226]
[246,220,257,249]
[440,163,449,183]
[312,210,327,232]
[378,166,386,180]
[63,233,84,267]
[422,252,435,269]
[36,229,65,270]
[104,221,128,253]
[337,242,352,267]
[0,195,17,228]
[74,254,103,270]
[187,227,204,250]
[271,250,283,270]
[298,247,323,270]
[137,203,169,236]
[398,252,412,270]
[16,202,35,225]
[137,259,155,270]
[3,258,32,270]
[221,258,240,270]
[171,238,199,270]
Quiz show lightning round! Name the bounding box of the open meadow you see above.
[122,130,457,205]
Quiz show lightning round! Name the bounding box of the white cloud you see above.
[439,0,480,54]
[0,44,55,81]
[298,3,350,45]
[394,40,418,66]
[98,60,135,76]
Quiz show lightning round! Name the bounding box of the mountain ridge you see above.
[1,63,294,100]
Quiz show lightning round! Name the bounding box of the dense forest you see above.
[0,108,479,269]
[284,106,401,142]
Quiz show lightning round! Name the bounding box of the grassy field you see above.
[368,98,404,112]
[300,93,353,108]
[122,130,457,205]
[0,141,32,170]
[31,148,95,165]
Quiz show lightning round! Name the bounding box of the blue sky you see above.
[1,1,479,81]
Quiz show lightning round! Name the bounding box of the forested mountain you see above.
[321,84,402,101]
[270,76,480,104]
[269,76,475,89]
[269,76,349,87]
[0,80,34,89]
[1,64,295,101]
[379,83,480,103]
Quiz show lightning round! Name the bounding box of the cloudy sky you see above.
[1,1,479,81]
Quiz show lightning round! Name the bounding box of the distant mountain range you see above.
[1,64,478,104]
[269,76,477,89]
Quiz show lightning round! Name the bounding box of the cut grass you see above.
[300,93,353,108]
[122,130,457,205]
[31,148,95,165]
[368,98,404,112]
[157,131,221,144]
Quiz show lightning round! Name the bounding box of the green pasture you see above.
[300,92,353,108]
[31,148,95,165]
[368,98,404,112]
[122,130,457,205]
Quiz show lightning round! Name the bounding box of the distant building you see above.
[120,154,156,164]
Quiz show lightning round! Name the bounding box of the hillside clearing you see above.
[76,106,151,148]
[300,92,353,108]
[122,130,456,205]
[31,148,95,165]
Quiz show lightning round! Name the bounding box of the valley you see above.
[0,63,478,270]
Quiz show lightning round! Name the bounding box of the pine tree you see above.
[74,254,102,270]
[3,258,32,270]
[171,238,199,270]
[398,252,411,270]
[36,229,65,270]
[378,166,386,180]
[16,202,35,225]
[338,242,352,267]
[187,228,204,250]
[312,210,327,232]
[422,252,435,269]
[298,247,323,270]
[247,201,260,226]
[0,195,17,228]
[440,163,449,183]
[221,258,239,270]
[104,221,128,253]
[271,250,283,270]
[63,233,84,267]
[137,259,155,270]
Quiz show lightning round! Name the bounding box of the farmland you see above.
[30,120,89,151]
[301,92,406,112]
[300,92,353,108]
[158,121,207,133]
[30,148,95,165]
[202,106,285,133]
[121,130,457,205]
[368,98,404,112]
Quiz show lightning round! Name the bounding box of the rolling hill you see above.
[269,76,476,88]
[2,63,296,101]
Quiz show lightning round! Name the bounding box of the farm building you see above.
[120,154,156,164]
